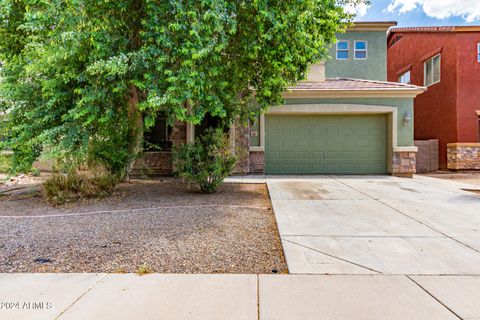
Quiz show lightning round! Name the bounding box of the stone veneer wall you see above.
[392,151,416,177]
[249,151,265,174]
[132,152,173,176]
[447,143,480,170]
[131,121,186,176]
[132,120,263,176]
[414,139,439,174]
[233,123,250,174]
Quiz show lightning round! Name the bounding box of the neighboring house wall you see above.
[456,33,480,143]
[388,32,459,169]
[326,31,388,81]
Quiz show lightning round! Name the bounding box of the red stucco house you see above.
[387,26,480,170]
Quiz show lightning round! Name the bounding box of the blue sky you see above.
[349,0,480,27]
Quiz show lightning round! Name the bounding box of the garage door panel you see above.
[325,151,340,160]
[296,151,310,161]
[341,151,355,159]
[281,151,295,161]
[296,164,312,173]
[311,151,324,159]
[265,114,387,175]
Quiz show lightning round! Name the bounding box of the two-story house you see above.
[387,26,480,170]
[134,22,426,177]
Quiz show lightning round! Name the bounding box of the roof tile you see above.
[288,78,425,91]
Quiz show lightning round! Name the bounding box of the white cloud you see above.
[387,0,480,22]
[344,3,370,17]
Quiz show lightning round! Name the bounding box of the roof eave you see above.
[283,88,426,99]
[349,21,398,32]
[388,25,480,38]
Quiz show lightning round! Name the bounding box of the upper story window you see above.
[424,54,441,87]
[477,43,480,62]
[354,41,367,60]
[336,41,349,60]
[398,70,411,84]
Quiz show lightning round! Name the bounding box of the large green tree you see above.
[0,0,363,175]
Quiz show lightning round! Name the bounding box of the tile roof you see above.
[288,78,425,92]
[389,26,480,34]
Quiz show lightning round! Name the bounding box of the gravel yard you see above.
[0,179,287,274]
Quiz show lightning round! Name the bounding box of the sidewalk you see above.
[2,273,478,320]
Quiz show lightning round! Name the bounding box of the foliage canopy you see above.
[0,0,361,174]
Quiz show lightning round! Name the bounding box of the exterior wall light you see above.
[403,113,412,127]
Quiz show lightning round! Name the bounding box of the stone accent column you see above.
[392,151,417,177]
[233,121,250,174]
[447,143,480,170]
[171,121,187,145]
[249,151,265,174]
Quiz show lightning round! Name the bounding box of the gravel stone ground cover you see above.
[0,179,287,274]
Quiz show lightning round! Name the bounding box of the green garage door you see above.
[265,114,387,175]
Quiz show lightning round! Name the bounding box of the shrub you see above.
[0,153,12,174]
[43,169,118,205]
[172,128,236,193]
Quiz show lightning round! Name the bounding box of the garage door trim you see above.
[252,104,399,174]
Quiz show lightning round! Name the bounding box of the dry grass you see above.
[136,264,153,276]
[43,170,118,205]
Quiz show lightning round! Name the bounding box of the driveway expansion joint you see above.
[55,273,108,320]
[330,176,480,256]
[284,238,382,274]
[407,275,464,320]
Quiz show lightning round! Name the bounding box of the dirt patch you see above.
[277,181,329,200]
[0,179,288,274]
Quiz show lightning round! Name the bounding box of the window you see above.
[477,43,480,62]
[249,114,264,151]
[144,113,172,151]
[194,114,225,138]
[398,70,411,84]
[249,115,261,147]
[354,41,367,60]
[424,54,441,86]
[336,41,349,60]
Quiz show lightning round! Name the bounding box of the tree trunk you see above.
[125,84,143,180]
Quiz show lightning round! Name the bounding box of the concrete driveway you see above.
[268,175,480,275]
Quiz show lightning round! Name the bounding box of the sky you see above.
[345,0,480,27]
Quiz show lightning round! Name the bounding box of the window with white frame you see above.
[249,114,261,147]
[398,70,411,84]
[249,114,264,151]
[354,41,367,59]
[477,43,480,62]
[424,54,441,86]
[336,41,349,60]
